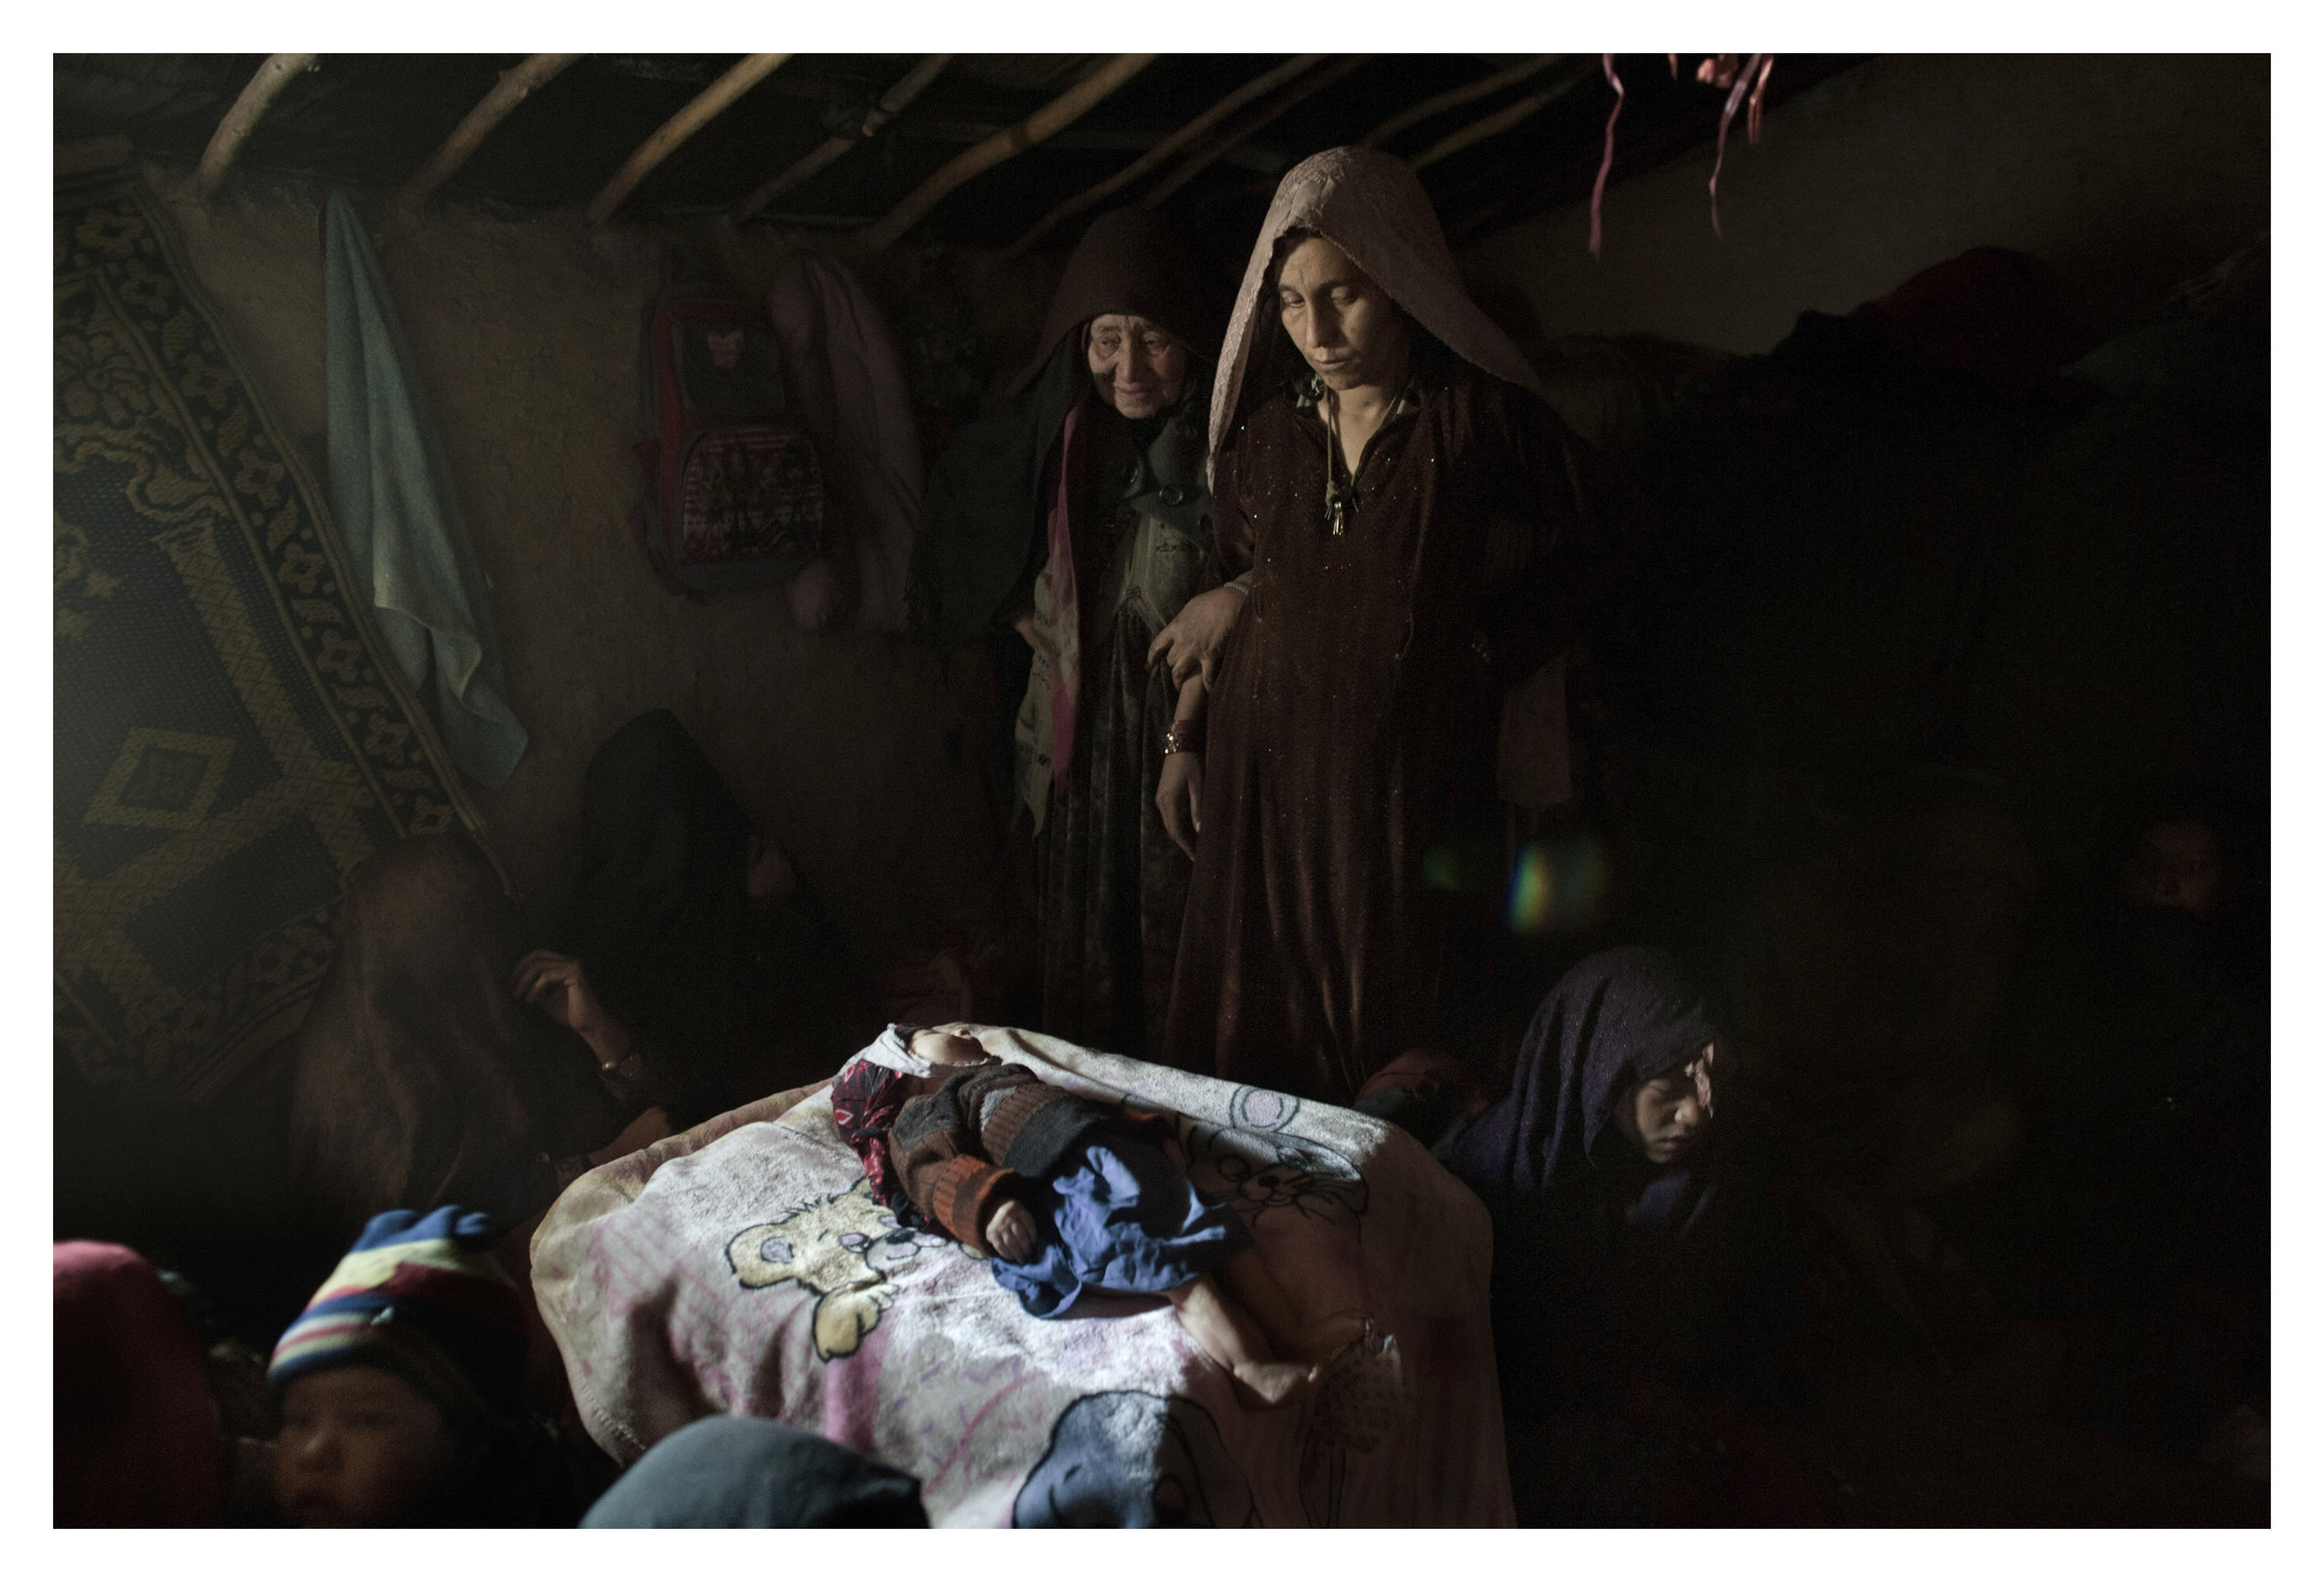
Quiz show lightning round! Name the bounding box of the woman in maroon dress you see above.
[1157,147,1592,1102]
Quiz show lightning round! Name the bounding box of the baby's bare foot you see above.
[1229,1359,1323,1411]
[1296,1310,1372,1363]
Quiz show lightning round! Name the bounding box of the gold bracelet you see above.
[1161,719,1203,757]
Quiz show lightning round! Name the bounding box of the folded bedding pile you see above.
[531,1026,1512,1526]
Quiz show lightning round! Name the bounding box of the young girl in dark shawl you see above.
[911,209,1229,1061]
[1446,948,1797,1413]
[1155,148,1592,1102]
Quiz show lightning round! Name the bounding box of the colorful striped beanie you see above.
[268,1206,529,1425]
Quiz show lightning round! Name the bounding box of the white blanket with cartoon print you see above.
[529,1026,1513,1526]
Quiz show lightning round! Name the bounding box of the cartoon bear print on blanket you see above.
[724,1178,952,1360]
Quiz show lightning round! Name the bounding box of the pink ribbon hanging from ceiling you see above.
[1591,54,1776,255]
[1708,53,1774,239]
[1589,54,1626,258]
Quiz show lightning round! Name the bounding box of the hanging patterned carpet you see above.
[55,163,481,1101]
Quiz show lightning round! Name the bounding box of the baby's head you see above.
[1611,1043,1716,1166]
[267,1206,531,1527]
[908,1026,992,1066]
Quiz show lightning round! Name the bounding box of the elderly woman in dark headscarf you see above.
[1446,948,1797,1412]
[911,209,1229,1061]
[1155,148,1592,1101]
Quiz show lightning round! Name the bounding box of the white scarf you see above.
[844,1022,1002,1079]
[848,1023,938,1078]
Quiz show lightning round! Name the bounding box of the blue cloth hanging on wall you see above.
[323,191,528,788]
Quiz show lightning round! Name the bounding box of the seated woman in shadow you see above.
[1981,775,2267,1449]
[288,709,874,1240]
[1420,947,1804,1417]
[511,708,864,1127]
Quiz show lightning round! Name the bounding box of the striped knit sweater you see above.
[884,1060,1171,1254]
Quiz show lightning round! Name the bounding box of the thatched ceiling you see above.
[55,53,1868,251]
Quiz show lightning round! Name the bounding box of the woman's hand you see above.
[511,950,634,1072]
[1146,585,1247,689]
[785,556,839,630]
[984,1197,1038,1263]
[1010,608,1055,663]
[1156,750,1203,860]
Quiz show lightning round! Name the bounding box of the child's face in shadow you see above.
[2119,818,2225,917]
[273,1365,458,1526]
[1613,1045,1716,1166]
[910,1028,991,1066]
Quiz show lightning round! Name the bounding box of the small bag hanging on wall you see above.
[633,283,827,593]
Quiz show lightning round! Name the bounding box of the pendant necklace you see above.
[1322,389,1351,535]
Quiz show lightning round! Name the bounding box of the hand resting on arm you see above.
[1145,584,1246,689]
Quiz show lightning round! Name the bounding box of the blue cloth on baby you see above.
[991,1135,1250,1318]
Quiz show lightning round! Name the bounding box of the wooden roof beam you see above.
[1139,54,1373,210]
[1362,55,1562,148]
[861,53,1158,251]
[731,53,952,224]
[1001,54,1324,257]
[1407,61,1597,173]
[195,53,320,202]
[587,53,791,227]
[393,54,583,220]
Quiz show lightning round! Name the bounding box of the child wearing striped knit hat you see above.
[267,1206,582,1526]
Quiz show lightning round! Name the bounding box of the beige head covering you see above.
[1209,146,1543,456]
